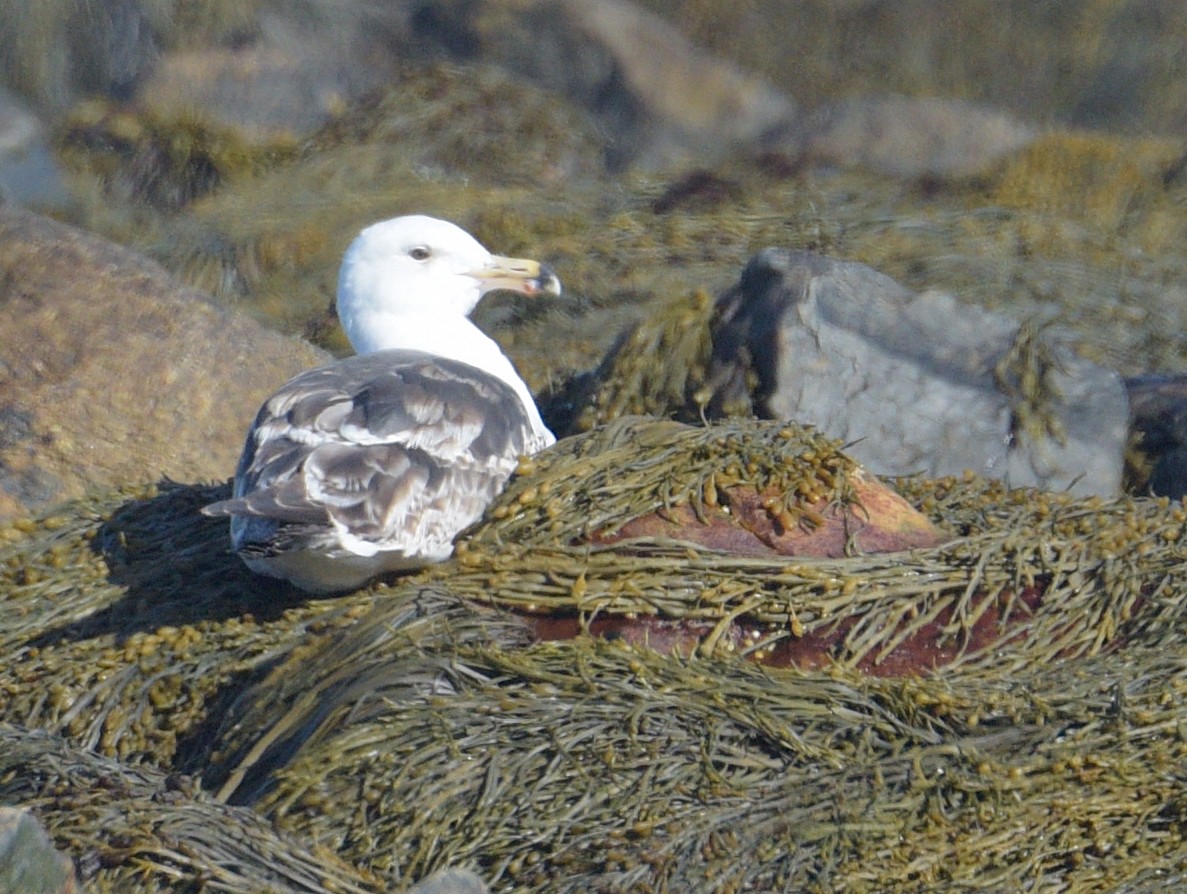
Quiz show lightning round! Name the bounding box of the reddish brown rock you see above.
[593,468,945,558]
[537,463,975,675]
[536,581,1044,677]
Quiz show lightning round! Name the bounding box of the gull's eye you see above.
[409,246,431,261]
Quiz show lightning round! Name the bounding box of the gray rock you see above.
[135,7,410,144]
[141,0,803,170]
[0,0,255,112]
[709,248,1128,496]
[409,0,801,170]
[0,807,77,894]
[1,0,408,146]
[0,88,71,211]
[409,3,1034,177]
[404,868,490,894]
[0,208,330,520]
[800,95,1037,177]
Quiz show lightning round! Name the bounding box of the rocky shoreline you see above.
[3,2,1187,892]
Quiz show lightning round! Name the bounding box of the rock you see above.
[405,869,490,894]
[0,208,330,520]
[0,0,258,112]
[409,0,801,169]
[0,88,72,211]
[139,46,373,144]
[636,1,1187,140]
[135,6,411,144]
[0,807,77,894]
[591,465,945,559]
[800,95,1037,177]
[707,248,1129,496]
[1,0,406,145]
[1123,373,1187,498]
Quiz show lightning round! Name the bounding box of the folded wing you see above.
[203,350,544,562]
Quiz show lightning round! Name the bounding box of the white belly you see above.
[242,546,449,595]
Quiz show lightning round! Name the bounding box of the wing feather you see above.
[203,350,541,560]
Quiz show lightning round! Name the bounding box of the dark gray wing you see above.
[203,350,543,557]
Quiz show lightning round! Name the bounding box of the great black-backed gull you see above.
[202,215,560,593]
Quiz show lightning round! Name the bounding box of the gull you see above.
[203,215,560,593]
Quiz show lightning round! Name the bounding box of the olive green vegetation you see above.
[57,100,300,213]
[2,418,1186,892]
[464,417,860,549]
[0,724,383,894]
[57,63,613,360]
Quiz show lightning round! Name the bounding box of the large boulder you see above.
[0,208,329,519]
[707,248,1129,495]
[408,0,800,169]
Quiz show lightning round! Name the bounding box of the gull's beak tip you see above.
[537,264,562,298]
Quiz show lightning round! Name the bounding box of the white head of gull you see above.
[203,214,560,593]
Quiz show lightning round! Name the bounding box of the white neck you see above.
[348,309,555,446]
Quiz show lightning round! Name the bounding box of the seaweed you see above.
[2,419,1186,892]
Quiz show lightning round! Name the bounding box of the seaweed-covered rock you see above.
[55,99,300,211]
[594,246,1128,495]
[309,64,606,188]
[572,247,1131,495]
[473,416,946,561]
[0,208,329,519]
[2,416,1187,892]
[0,723,384,894]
